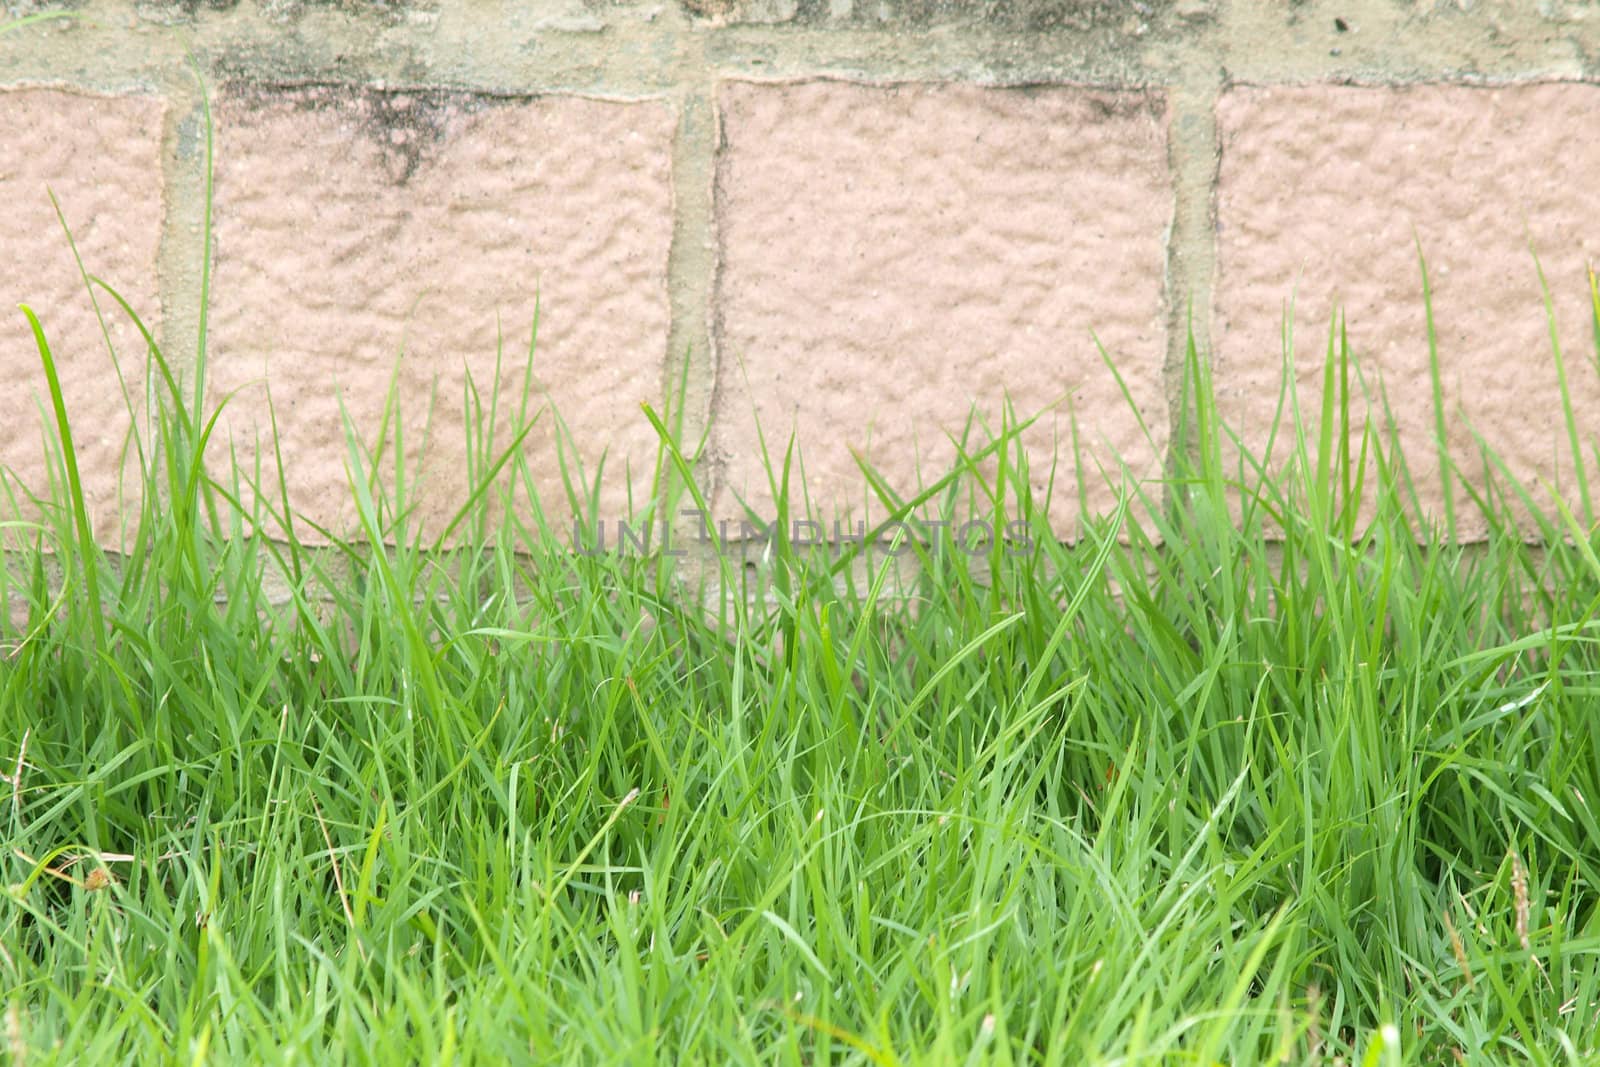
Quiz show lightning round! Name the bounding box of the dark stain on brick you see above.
[222,82,522,186]
[1079,88,1164,121]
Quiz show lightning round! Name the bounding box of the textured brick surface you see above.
[1216,83,1600,537]
[0,89,165,545]
[209,87,675,542]
[713,81,1171,534]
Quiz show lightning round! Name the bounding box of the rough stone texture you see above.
[1215,82,1600,538]
[129,0,423,24]
[1523,0,1599,24]
[1221,2,1598,88]
[0,89,165,547]
[208,86,675,543]
[713,81,1171,535]
[682,0,1179,30]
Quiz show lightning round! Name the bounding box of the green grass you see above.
[5,110,1600,1067]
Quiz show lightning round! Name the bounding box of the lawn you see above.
[3,129,1600,1066]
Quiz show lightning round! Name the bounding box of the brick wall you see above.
[2,0,1598,544]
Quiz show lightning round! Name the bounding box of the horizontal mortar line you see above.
[1217,68,1600,89]
[206,75,686,103]
[206,71,1171,95]
[6,62,1595,101]
[0,67,1150,99]
[697,68,1175,90]
[0,68,1174,101]
[702,58,1600,82]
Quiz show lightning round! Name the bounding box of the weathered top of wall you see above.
[6,0,1599,93]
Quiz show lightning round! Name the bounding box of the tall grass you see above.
[3,105,1600,1065]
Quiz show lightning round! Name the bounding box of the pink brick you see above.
[712,81,1171,538]
[209,87,676,544]
[1215,83,1600,538]
[0,89,165,546]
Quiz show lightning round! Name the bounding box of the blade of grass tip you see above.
[363,354,403,539]
[1092,328,1158,451]
[992,394,1028,596]
[881,611,1026,748]
[1047,400,1085,532]
[1337,313,1355,540]
[1371,374,1426,542]
[169,386,245,594]
[769,432,800,665]
[1242,297,1294,519]
[1016,490,1128,714]
[667,346,712,496]
[50,195,150,489]
[833,407,1049,581]
[484,313,506,483]
[533,788,640,927]
[459,357,486,529]
[1546,492,1600,626]
[1417,237,1458,542]
[1171,314,1199,472]
[517,288,542,426]
[544,393,602,532]
[646,342,690,521]
[1454,408,1563,547]
[429,416,543,555]
[1531,239,1592,526]
[1340,322,1380,542]
[262,384,304,583]
[1313,309,1339,535]
[838,520,912,693]
[339,394,444,717]
[1590,264,1599,376]
[90,276,184,562]
[1198,296,1230,477]
[19,305,103,655]
[92,278,192,443]
[936,406,1012,529]
[639,401,736,592]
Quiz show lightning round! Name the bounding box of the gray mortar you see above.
[155,93,210,381]
[663,87,719,479]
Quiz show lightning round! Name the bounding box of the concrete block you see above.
[208,86,677,543]
[1215,82,1600,537]
[0,88,165,546]
[713,80,1171,539]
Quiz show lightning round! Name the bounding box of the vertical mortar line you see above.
[660,31,721,565]
[152,68,212,525]
[155,72,212,431]
[1161,60,1224,484]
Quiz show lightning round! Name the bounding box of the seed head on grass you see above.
[1442,907,1474,991]
[1510,849,1531,954]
